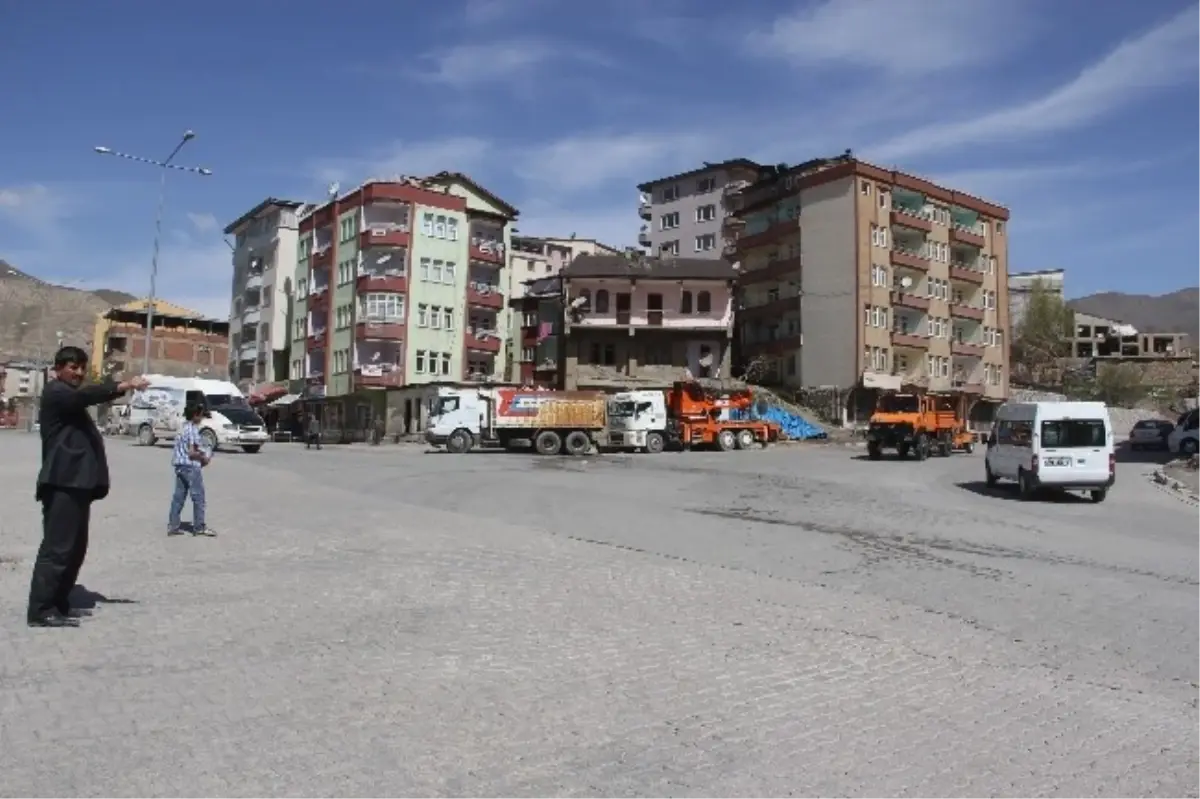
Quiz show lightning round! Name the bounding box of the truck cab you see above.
[606,390,669,453]
[425,387,487,450]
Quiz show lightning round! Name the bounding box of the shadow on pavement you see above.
[1115,442,1175,465]
[69,585,138,609]
[955,481,1092,504]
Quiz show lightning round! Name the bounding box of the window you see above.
[1041,419,1106,449]
[595,290,610,313]
[578,288,591,308]
[362,292,404,322]
[430,260,443,283]
[441,353,452,376]
[895,354,908,372]
[878,190,889,209]
[521,347,535,362]
[415,350,426,374]
[433,215,447,238]
[442,308,454,330]
[870,224,888,248]
[660,240,679,256]
[695,233,716,252]
[680,291,693,314]
[443,261,456,283]
[695,204,716,222]
[995,221,1004,234]
[660,212,680,230]
[417,304,429,327]
[339,216,357,242]
[871,264,889,287]
[422,213,434,235]
[697,177,716,193]
[860,180,872,196]
[697,291,712,313]
[419,257,430,281]
[662,184,679,202]
[447,218,459,241]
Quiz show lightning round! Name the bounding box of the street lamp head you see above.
[183,130,196,141]
[94,146,112,154]
[198,167,213,176]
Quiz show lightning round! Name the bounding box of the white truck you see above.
[130,376,269,453]
[605,390,670,453]
[425,385,608,455]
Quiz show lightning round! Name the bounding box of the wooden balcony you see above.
[949,264,985,285]
[740,294,801,320]
[465,330,502,353]
[949,303,985,321]
[891,331,931,349]
[891,291,930,311]
[355,321,405,341]
[889,248,930,271]
[890,210,932,233]
[355,369,405,388]
[951,342,986,358]
[737,256,802,287]
[949,226,985,248]
[356,273,408,293]
[467,284,504,309]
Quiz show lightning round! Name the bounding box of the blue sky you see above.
[0,0,1196,317]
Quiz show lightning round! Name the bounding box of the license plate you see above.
[1044,457,1071,467]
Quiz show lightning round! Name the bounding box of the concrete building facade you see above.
[1008,269,1065,332]
[637,160,765,259]
[731,154,1011,422]
[223,198,307,389]
[91,298,229,379]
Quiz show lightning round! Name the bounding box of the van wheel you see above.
[716,429,737,451]
[1018,469,1036,500]
[200,429,218,453]
[534,430,562,456]
[644,431,665,454]
[985,462,998,487]
[735,429,756,450]
[446,429,473,454]
[1090,488,1108,503]
[563,430,590,457]
[137,424,156,447]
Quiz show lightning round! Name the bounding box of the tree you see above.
[1011,280,1074,384]
[1091,363,1149,407]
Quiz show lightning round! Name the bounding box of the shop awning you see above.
[268,393,301,407]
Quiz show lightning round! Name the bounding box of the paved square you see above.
[1,435,1196,796]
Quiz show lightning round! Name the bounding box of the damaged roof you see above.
[563,254,737,281]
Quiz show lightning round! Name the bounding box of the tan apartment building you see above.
[731,154,1011,424]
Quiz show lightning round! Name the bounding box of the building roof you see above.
[424,171,519,218]
[564,254,737,281]
[223,197,306,235]
[637,159,762,192]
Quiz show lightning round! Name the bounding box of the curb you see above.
[1149,468,1200,506]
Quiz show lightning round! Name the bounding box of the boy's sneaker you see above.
[192,527,217,537]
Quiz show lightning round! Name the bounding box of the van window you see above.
[996,419,1032,448]
[1041,419,1106,448]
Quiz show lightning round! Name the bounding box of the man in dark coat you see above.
[26,346,147,628]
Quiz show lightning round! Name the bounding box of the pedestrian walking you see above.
[168,404,213,537]
[27,347,148,628]
[306,412,322,450]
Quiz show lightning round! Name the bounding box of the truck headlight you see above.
[222,424,237,431]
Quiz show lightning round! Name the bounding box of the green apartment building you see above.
[288,174,516,437]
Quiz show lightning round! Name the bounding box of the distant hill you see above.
[1067,288,1199,348]
[0,260,138,362]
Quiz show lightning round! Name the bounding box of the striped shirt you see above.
[173,422,203,468]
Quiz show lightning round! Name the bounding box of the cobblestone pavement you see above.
[1,435,1196,797]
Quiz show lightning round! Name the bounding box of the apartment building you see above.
[223,198,307,389]
[637,159,765,259]
[731,154,1011,423]
[288,173,517,437]
[510,275,564,386]
[91,298,229,379]
[559,253,737,390]
[1008,269,1065,331]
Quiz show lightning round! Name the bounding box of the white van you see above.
[130,376,269,453]
[984,401,1115,502]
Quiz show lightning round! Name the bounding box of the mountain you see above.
[0,260,138,362]
[1067,288,1199,347]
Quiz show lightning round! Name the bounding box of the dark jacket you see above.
[36,379,124,502]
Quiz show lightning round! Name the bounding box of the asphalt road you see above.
[1,434,1195,797]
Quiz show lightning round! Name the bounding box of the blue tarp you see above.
[731,400,827,441]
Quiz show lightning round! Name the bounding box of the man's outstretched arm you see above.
[42,376,149,415]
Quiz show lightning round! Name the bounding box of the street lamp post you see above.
[93,131,212,373]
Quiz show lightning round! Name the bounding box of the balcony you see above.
[891,331,931,349]
[638,197,652,220]
[469,236,505,265]
[952,341,986,358]
[891,290,931,311]
[949,262,985,285]
[467,281,504,309]
[890,247,931,272]
[952,369,985,394]
[245,272,264,290]
[355,319,405,340]
[360,201,411,248]
[357,270,407,294]
[242,306,261,325]
[740,294,802,321]
[722,214,746,234]
[949,303,985,321]
[722,240,739,258]
[949,226,985,248]
[637,227,651,247]
[465,328,502,353]
[738,255,802,286]
[238,341,257,361]
[890,209,932,233]
[737,218,800,251]
[354,368,404,389]
[306,329,326,351]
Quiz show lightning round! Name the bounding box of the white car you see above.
[1128,419,1174,450]
[1167,409,1198,456]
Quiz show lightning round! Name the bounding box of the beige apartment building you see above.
[731,154,1011,423]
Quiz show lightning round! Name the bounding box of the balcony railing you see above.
[890,247,930,271]
[647,309,664,326]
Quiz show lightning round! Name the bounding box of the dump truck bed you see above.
[489,389,607,430]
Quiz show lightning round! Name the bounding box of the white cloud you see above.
[311,137,495,185]
[460,0,549,25]
[186,212,218,233]
[0,184,72,235]
[514,132,719,194]
[417,40,559,87]
[867,4,1200,161]
[748,0,1034,75]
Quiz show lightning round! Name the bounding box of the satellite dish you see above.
[698,352,714,368]
[899,276,914,289]
[327,182,340,199]
[569,295,588,310]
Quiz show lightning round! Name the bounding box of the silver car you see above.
[1128,419,1174,450]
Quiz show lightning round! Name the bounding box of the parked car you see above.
[1167,409,1199,456]
[1129,419,1175,450]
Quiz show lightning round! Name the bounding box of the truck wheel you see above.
[564,430,590,457]
[867,442,882,460]
[534,430,562,456]
[200,428,218,453]
[735,429,756,450]
[897,444,909,459]
[913,434,929,461]
[138,424,156,447]
[446,429,473,454]
[644,431,665,454]
[241,445,262,454]
[716,429,737,451]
